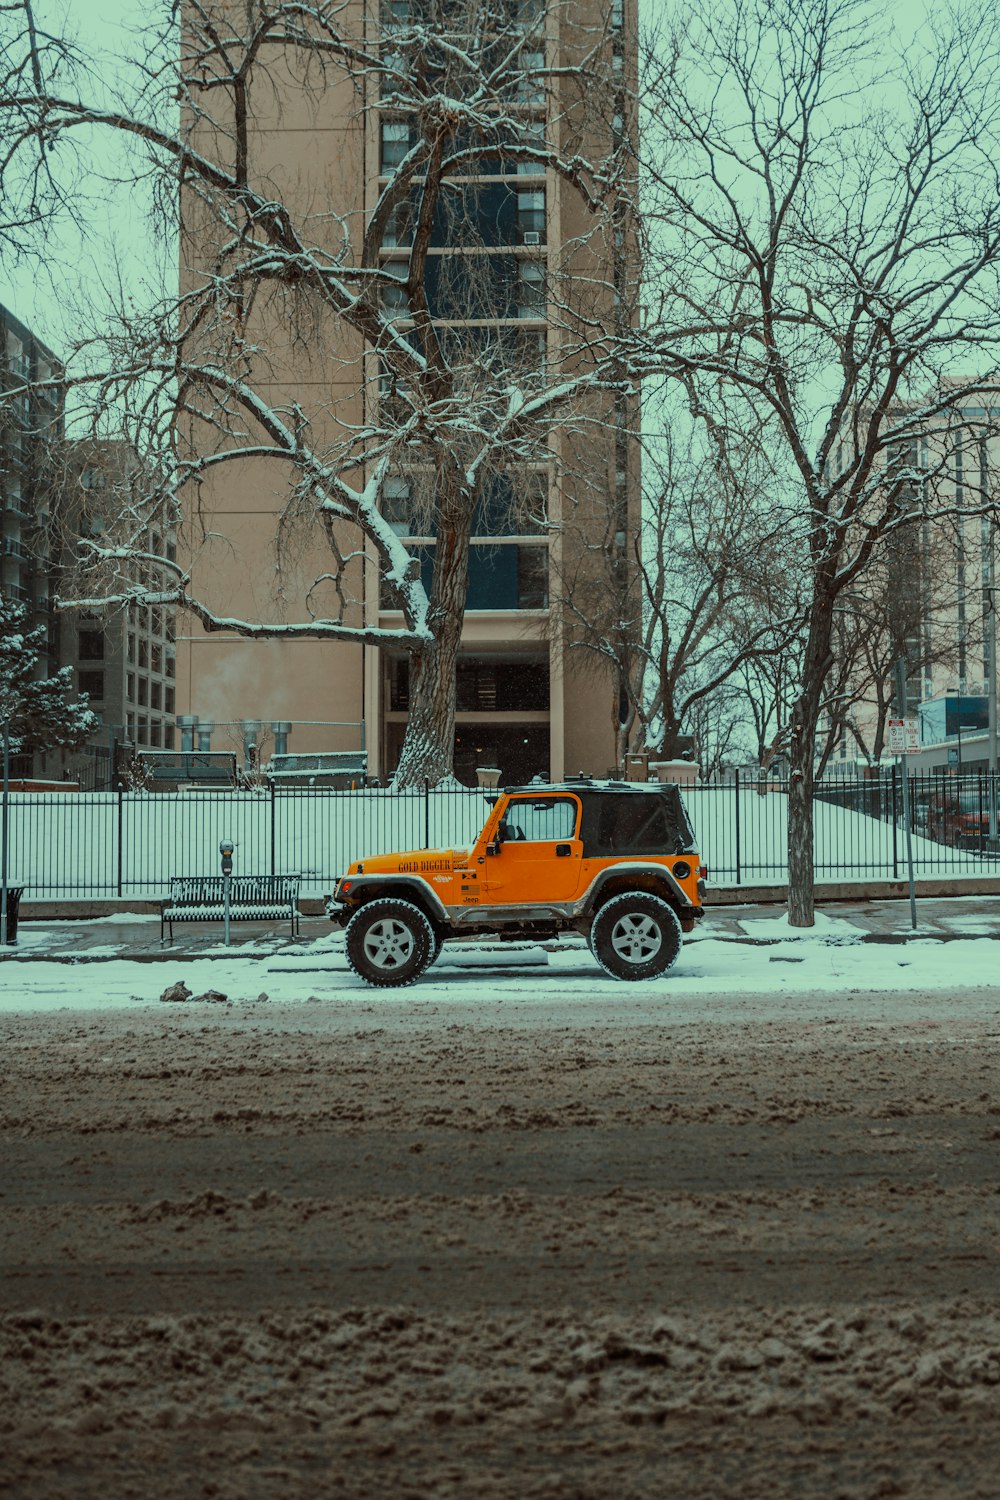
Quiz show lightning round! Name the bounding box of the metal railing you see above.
[2,771,1000,901]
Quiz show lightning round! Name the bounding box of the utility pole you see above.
[894,659,918,931]
[985,536,998,839]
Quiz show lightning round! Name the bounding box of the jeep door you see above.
[483,795,584,904]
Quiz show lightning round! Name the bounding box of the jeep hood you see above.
[347,848,468,876]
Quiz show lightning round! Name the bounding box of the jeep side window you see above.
[504,798,577,842]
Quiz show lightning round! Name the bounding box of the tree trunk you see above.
[786,713,816,925]
[393,496,472,788]
[786,590,836,927]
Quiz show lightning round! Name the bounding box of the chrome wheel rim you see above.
[610,912,662,965]
[363,917,416,970]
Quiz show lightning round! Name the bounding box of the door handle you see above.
[555,844,572,857]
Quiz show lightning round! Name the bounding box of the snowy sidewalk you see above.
[2,894,1000,964]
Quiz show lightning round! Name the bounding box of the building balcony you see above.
[2,535,30,563]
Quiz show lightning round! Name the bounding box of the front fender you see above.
[328,873,450,925]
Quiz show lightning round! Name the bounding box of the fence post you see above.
[117,787,124,898]
[270,780,277,876]
[734,770,741,885]
[424,781,430,849]
[890,766,898,882]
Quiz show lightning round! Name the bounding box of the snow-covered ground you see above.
[3,917,998,1013]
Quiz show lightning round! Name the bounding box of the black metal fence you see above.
[3,771,1000,901]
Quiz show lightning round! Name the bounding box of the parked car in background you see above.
[925,783,999,849]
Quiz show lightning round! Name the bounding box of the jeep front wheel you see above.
[589,893,682,981]
[346,899,434,988]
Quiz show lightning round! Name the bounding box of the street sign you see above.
[887,718,920,756]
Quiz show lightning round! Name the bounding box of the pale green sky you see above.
[1,0,928,367]
[0,0,169,357]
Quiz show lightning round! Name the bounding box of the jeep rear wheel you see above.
[346,899,434,988]
[590,892,682,981]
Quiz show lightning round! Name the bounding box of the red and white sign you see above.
[887,718,920,756]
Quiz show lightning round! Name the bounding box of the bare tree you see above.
[638,0,1000,921]
[819,517,974,774]
[557,401,800,775]
[0,0,632,784]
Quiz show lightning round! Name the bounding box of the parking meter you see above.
[220,840,234,943]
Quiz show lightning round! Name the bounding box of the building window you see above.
[516,191,545,243]
[127,634,136,664]
[77,629,105,660]
[137,716,148,746]
[151,606,162,635]
[381,196,414,249]
[517,51,545,105]
[381,119,412,172]
[150,681,161,710]
[163,724,175,750]
[137,677,148,706]
[381,265,410,319]
[126,673,135,702]
[517,259,546,317]
[516,544,548,608]
[518,119,546,175]
[78,669,104,701]
[165,655,175,679]
[138,640,148,668]
[165,687,175,715]
[151,644,162,673]
[149,720,162,748]
[383,475,413,533]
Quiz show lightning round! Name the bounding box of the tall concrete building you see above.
[177,0,636,783]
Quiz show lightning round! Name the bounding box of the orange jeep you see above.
[327,780,705,987]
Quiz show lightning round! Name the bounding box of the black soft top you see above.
[503,781,697,857]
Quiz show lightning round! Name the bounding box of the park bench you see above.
[160,874,301,944]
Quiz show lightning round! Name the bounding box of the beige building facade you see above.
[176,0,635,784]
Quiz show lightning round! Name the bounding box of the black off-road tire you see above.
[345,898,434,988]
[589,892,683,981]
[428,926,446,966]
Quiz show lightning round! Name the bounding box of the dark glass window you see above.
[78,669,104,701]
[78,629,105,661]
[393,656,549,712]
[383,542,548,609]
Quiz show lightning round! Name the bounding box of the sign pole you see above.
[894,659,918,931]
